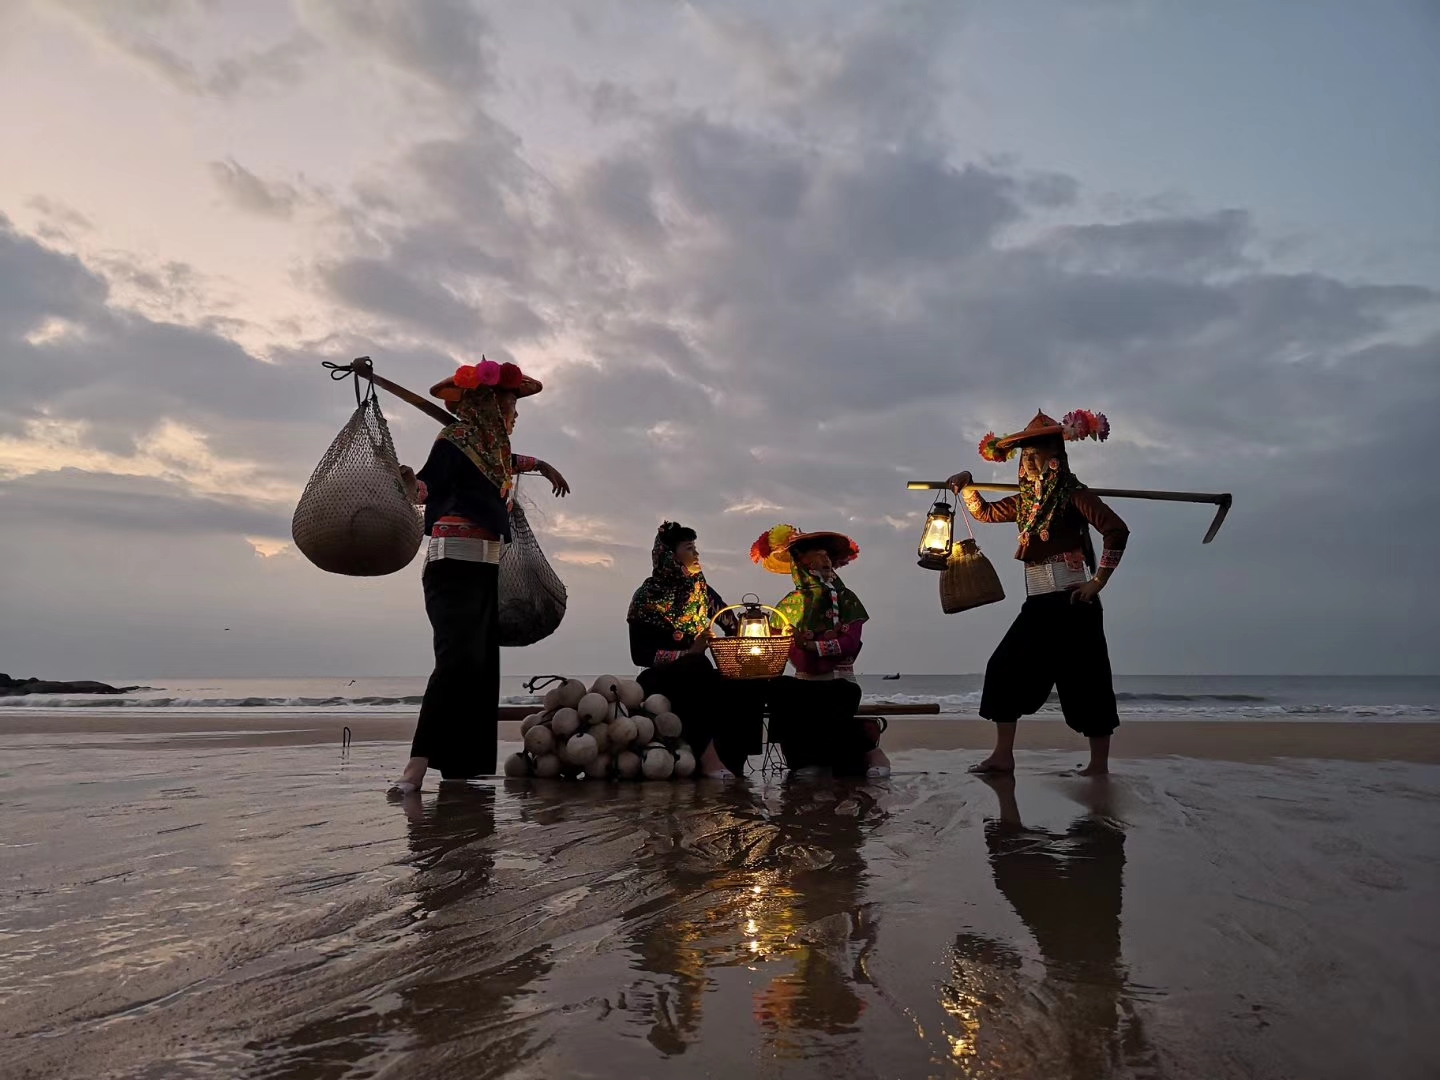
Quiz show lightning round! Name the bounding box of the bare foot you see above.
[388,755,428,796]
[967,756,1015,775]
[1075,763,1109,777]
[697,742,735,780]
[864,745,891,775]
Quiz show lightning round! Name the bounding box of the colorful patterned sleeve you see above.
[511,454,539,473]
[961,490,1019,524]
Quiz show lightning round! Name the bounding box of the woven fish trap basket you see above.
[707,602,793,679]
[940,538,1006,614]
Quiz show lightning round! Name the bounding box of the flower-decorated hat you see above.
[430,357,543,402]
[977,409,1110,463]
[750,524,860,575]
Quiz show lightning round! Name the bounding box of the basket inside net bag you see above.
[291,394,423,577]
[499,493,568,647]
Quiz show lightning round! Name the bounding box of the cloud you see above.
[50,1,315,98]
[724,498,785,516]
[554,550,615,568]
[3,1,1437,677]
[296,0,494,99]
[0,469,291,537]
[209,159,302,219]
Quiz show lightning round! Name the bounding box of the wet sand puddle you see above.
[1,736,1437,1079]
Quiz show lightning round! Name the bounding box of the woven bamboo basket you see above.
[707,603,794,680]
[940,538,1006,614]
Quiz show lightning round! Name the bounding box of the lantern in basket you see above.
[736,596,773,650]
[917,496,956,570]
[708,596,793,679]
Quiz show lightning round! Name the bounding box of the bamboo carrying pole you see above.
[906,480,1234,543]
[342,356,453,426]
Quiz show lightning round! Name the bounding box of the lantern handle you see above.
[709,602,792,635]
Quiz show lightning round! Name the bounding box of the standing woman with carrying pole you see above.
[373,357,570,796]
[946,409,1129,777]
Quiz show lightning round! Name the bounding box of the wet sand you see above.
[1,731,1438,1078]
[6,710,1440,762]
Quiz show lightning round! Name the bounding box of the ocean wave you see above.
[1,691,1434,722]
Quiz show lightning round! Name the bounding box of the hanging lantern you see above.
[917,497,956,570]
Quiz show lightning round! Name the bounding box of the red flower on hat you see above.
[476,359,501,386]
[498,362,523,389]
[453,364,481,389]
[978,432,1010,463]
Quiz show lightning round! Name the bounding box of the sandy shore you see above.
[5,709,1440,763]
[1,729,1436,1079]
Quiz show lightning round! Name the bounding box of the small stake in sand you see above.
[906,481,1233,543]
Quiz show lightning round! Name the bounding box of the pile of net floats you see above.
[503,675,696,781]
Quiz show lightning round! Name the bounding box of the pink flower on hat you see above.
[476,359,501,386]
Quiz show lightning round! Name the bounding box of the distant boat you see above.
[882,673,901,681]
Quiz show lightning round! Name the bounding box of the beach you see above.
[2,714,1438,1079]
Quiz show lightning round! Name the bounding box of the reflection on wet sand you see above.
[244,784,557,1078]
[504,778,888,1066]
[942,775,1159,1077]
[4,741,1436,1079]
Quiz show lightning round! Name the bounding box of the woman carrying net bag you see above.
[388,359,570,796]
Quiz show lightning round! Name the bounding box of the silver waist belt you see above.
[1024,559,1089,596]
[425,536,505,564]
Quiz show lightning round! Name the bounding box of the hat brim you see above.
[759,530,859,574]
[430,375,543,402]
[993,424,1063,452]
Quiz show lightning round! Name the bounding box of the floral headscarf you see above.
[1013,456,1096,569]
[775,559,869,635]
[440,388,514,503]
[627,523,729,641]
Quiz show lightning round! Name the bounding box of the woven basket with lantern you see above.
[707,597,793,680]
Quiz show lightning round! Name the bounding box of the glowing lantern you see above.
[736,594,773,652]
[917,496,956,570]
[708,596,793,679]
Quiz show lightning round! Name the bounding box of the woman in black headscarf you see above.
[627,522,764,780]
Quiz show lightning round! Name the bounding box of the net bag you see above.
[291,392,422,577]
[498,495,568,647]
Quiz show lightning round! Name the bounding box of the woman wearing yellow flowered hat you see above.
[751,524,891,779]
[948,409,1128,777]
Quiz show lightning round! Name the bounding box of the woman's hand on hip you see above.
[1070,579,1104,604]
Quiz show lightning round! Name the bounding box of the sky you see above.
[1,0,1437,680]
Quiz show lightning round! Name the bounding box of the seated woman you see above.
[751,524,891,779]
[627,522,764,779]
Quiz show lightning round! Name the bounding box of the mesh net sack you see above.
[291,394,423,577]
[498,495,568,647]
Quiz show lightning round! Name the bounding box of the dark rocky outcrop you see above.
[0,673,139,697]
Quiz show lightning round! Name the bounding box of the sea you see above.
[2,674,1437,722]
